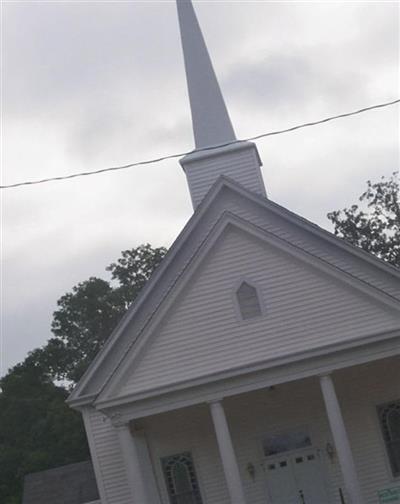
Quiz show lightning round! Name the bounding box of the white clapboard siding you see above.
[335,359,400,504]
[142,356,399,504]
[70,183,399,403]
[145,405,231,504]
[184,144,265,208]
[83,408,131,504]
[218,192,400,300]
[120,225,399,397]
[144,380,337,504]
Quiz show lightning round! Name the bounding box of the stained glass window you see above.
[161,452,203,504]
[378,400,400,477]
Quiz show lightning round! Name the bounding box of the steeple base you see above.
[180,141,266,209]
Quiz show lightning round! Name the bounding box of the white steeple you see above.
[176,0,236,149]
[176,0,266,209]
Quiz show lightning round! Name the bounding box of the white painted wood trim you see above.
[95,213,400,406]
[95,334,400,422]
[69,176,399,406]
[216,177,400,280]
[95,329,400,413]
[319,374,364,504]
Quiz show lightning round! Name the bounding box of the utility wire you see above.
[1,98,399,190]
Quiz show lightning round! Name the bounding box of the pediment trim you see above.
[68,176,400,408]
[91,212,400,406]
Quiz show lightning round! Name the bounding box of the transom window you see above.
[161,452,203,504]
[263,431,312,457]
[377,400,400,477]
[236,281,262,320]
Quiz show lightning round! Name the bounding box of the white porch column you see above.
[115,421,161,504]
[319,374,364,504]
[209,400,247,504]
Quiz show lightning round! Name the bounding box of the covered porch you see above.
[111,354,399,504]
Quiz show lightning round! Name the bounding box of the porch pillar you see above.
[209,400,247,504]
[115,421,161,504]
[319,374,364,504]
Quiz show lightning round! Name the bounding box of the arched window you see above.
[378,400,400,476]
[236,281,262,320]
[162,452,203,504]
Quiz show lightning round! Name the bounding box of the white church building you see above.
[68,2,400,504]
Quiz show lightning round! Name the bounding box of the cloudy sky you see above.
[2,0,399,375]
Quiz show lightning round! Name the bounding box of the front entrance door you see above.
[264,448,329,504]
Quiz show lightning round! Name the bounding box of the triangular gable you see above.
[68,177,400,407]
[97,214,400,404]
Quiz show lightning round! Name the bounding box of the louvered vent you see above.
[236,282,262,320]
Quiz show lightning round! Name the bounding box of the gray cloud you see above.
[2,0,399,374]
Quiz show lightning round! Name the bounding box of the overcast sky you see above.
[2,0,399,375]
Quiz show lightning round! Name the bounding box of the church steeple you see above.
[176,0,236,149]
[176,0,266,209]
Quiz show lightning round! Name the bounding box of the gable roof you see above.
[101,216,400,404]
[68,176,400,408]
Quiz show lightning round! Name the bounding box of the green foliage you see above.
[49,277,125,383]
[0,357,89,504]
[327,172,399,268]
[107,245,167,309]
[48,244,167,383]
[1,243,167,503]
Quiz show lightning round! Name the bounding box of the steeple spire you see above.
[176,0,236,149]
[176,0,266,209]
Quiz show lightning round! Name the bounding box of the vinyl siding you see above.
[75,183,399,400]
[216,194,400,300]
[83,409,131,504]
[335,359,400,503]
[143,356,400,504]
[120,226,400,397]
[184,145,265,208]
[145,405,230,504]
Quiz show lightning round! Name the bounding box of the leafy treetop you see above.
[327,171,399,268]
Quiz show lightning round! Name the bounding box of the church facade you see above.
[68,2,400,504]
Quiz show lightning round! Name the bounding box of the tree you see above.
[327,171,399,268]
[0,355,89,504]
[47,244,167,383]
[0,243,167,503]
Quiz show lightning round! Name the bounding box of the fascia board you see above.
[95,212,400,406]
[68,177,230,402]
[69,175,399,404]
[220,176,400,280]
[67,393,97,409]
[95,212,240,403]
[227,213,400,310]
[94,329,400,419]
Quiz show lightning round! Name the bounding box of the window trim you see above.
[232,277,265,322]
[377,399,400,480]
[160,451,204,504]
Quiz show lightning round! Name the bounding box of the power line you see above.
[1,98,399,190]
